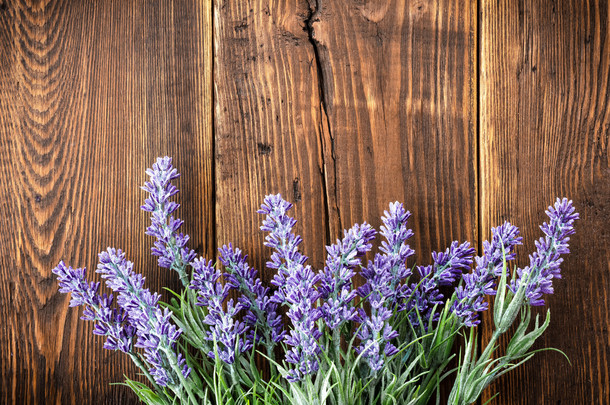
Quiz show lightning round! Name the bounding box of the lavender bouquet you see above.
[53,157,579,405]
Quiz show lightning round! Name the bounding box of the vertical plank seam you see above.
[475,0,483,404]
[211,0,217,260]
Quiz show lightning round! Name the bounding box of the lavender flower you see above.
[258,194,308,302]
[219,244,285,351]
[190,257,250,364]
[319,223,376,329]
[355,307,399,372]
[52,262,135,353]
[97,248,190,387]
[283,264,323,382]
[141,157,196,286]
[356,202,415,371]
[406,241,476,328]
[258,194,321,382]
[510,198,579,306]
[452,222,523,326]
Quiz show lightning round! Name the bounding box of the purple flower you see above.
[141,157,196,286]
[452,222,523,326]
[510,198,579,306]
[97,248,190,386]
[406,241,476,328]
[356,202,415,371]
[189,258,250,364]
[219,244,285,349]
[358,202,415,310]
[258,194,321,382]
[52,262,135,353]
[283,264,323,382]
[319,223,376,329]
[354,307,399,372]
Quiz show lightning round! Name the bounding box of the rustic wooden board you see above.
[480,0,610,403]
[0,0,212,403]
[307,0,478,277]
[213,1,329,279]
[214,0,477,398]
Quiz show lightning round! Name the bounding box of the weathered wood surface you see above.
[306,0,478,273]
[480,0,610,403]
[0,0,608,404]
[0,0,212,403]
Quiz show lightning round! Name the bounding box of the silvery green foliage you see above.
[53,157,578,405]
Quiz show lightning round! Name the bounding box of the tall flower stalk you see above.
[219,243,285,357]
[356,202,415,372]
[141,157,196,287]
[97,248,191,388]
[258,194,322,382]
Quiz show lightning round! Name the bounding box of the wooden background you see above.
[0,0,608,403]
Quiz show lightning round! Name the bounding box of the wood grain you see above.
[0,0,212,403]
[214,0,477,397]
[308,0,478,279]
[214,1,329,285]
[480,0,610,403]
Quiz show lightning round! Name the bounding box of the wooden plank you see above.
[309,1,477,400]
[214,2,329,282]
[309,0,478,269]
[480,0,610,403]
[214,0,476,395]
[0,0,212,403]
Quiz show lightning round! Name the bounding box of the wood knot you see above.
[257,142,273,155]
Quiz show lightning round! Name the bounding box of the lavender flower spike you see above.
[97,248,190,387]
[319,222,377,329]
[452,222,523,326]
[52,262,135,353]
[258,194,321,382]
[219,244,285,352]
[141,157,196,286]
[190,257,250,364]
[258,194,308,302]
[407,240,476,328]
[511,198,579,306]
[356,202,415,372]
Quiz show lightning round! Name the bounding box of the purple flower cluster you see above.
[510,198,579,306]
[355,202,415,371]
[53,262,135,353]
[404,241,476,328]
[258,194,322,382]
[190,258,250,364]
[56,153,580,392]
[141,157,196,285]
[53,248,190,388]
[219,244,285,349]
[319,223,376,329]
[452,222,523,326]
[97,248,190,387]
[360,203,415,306]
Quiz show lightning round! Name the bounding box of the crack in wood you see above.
[305,0,342,236]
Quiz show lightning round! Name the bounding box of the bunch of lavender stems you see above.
[53,157,578,405]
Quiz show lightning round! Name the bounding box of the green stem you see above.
[164,347,198,404]
[477,330,501,369]
[333,327,342,365]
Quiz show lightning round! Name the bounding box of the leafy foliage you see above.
[53,157,578,404]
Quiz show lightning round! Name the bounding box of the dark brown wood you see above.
[0,0,212,403]
[480,0,610,403]
[213,1,329,282]
[308,0,478,277]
